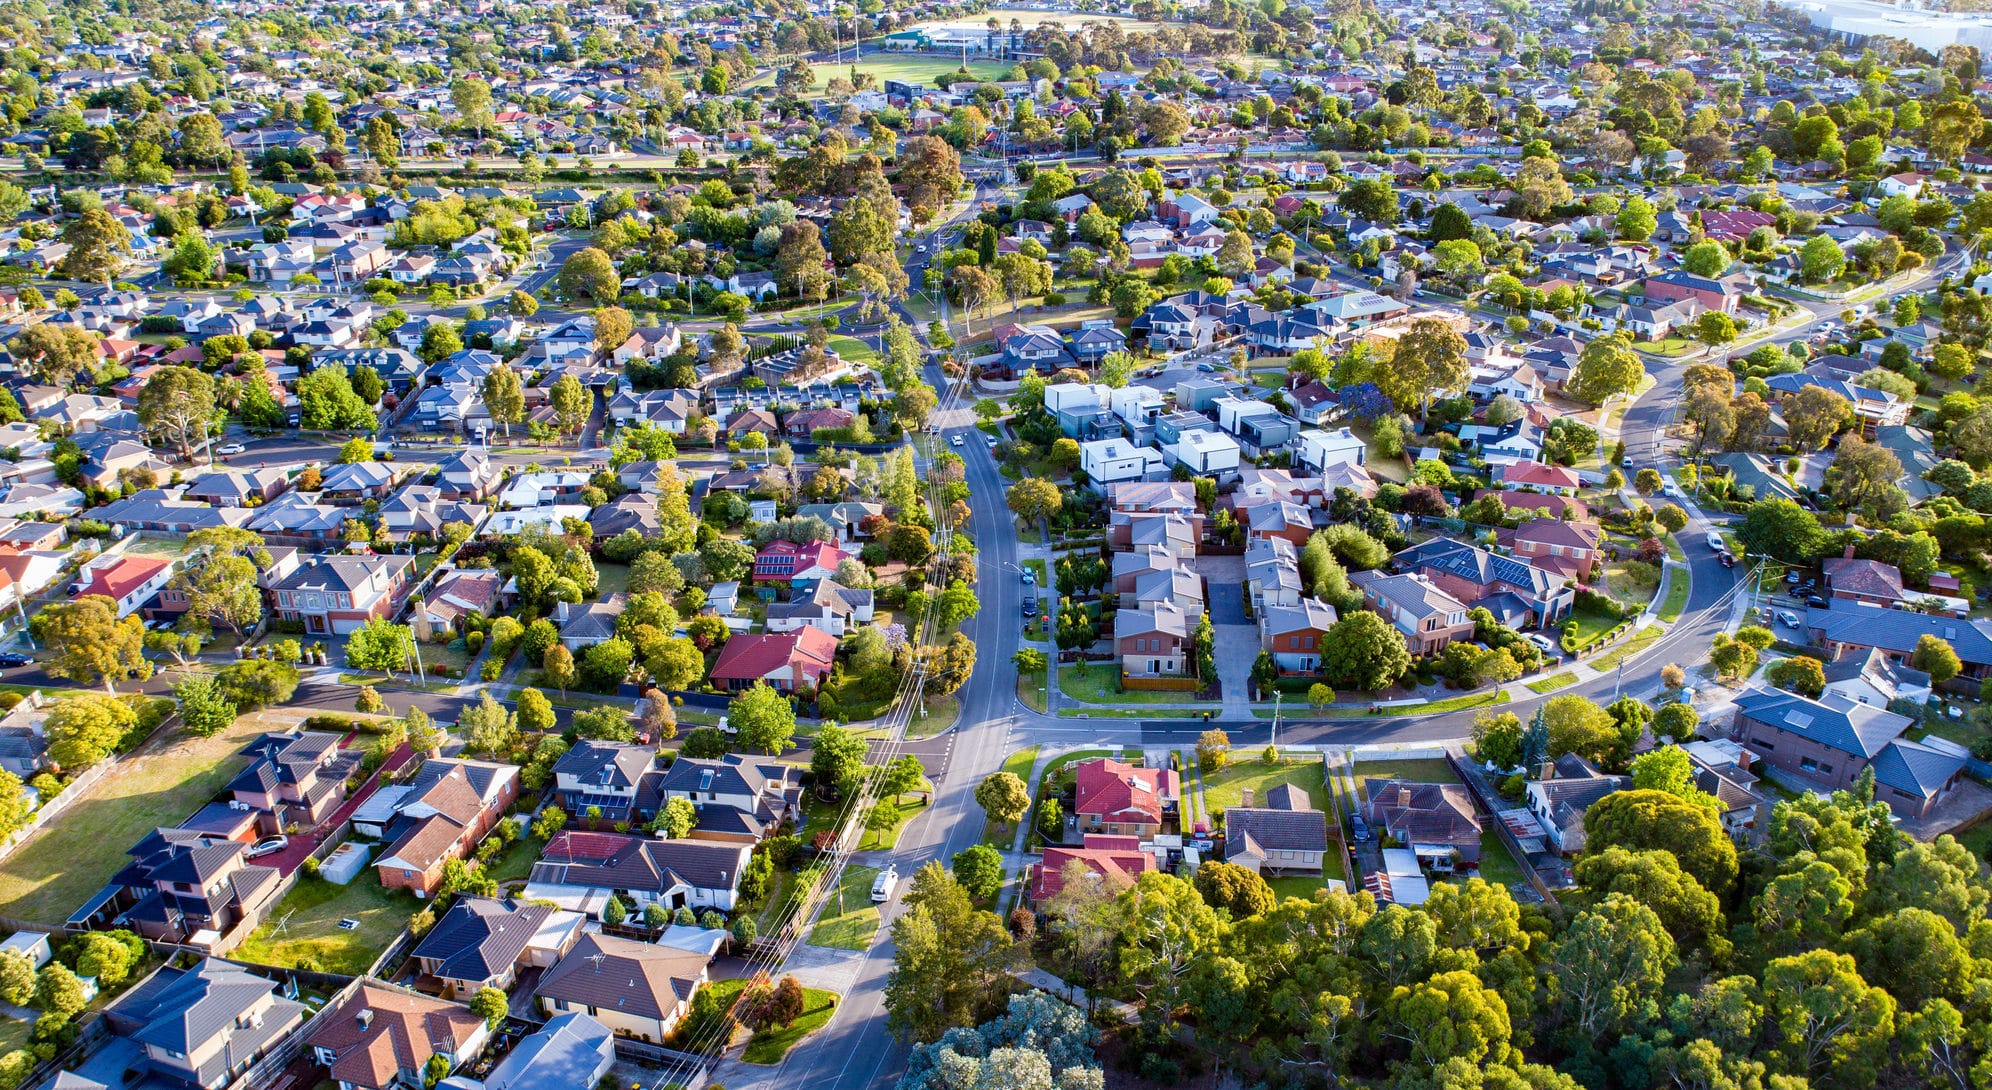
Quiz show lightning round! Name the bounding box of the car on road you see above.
[0,652,32,668]
[1805,595,1828,609]
[871,866,899,903]
[1776,609,1802,628]
[1705,531,1725,551]
[245,835,289,860]
[1719,552,1736,568]
[216,443,246,456]
[950,434,963,447]
[1196,362,1216,372]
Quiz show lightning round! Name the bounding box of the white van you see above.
[870,866,898,903]
[1705,531,1724,552]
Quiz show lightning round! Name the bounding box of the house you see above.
[1499,519,1605,581]
[1498,462,1581,493]
[707,627,838,693]
[1071,757,1179,838]
[410,897,585,1000]
[1349,572,1475,655]
[528,831,751,913]
[1294,428,1367,472]
[1766,373,1909,432]
[1822,549,1908,608]
[181,468,288,507]
[434,451,504,502]
[1080,437,1167,483]
[477,1012,615,1090]
[1244,500,1314,546]
[1118,600,1192,677]
[1392,537,1575,629]
[1801,601,1992,679]
[85,828,284,949]
[551,742,657,824]
[317,461,399,504]
[553,597,623,652]
[1362,779,1481,873]
[533,932,710,1044]
[1734,687,1965,819]
[309,982,488,1090]
[1878,171,1925,198]
[1223,783,1329,874]
[73,554,173,617]
[1026,834,1155,903]
[1820,646,1932,708]
[752,539,849,586]
[1526,753,1630,855]
[1260,600,1341,673]
[374,759,521,897]
[99,958,307,1090]
[793,502,884,543]
[229,730,363,827]
[1681,739,1773,844]
[648,754,800,843]
[764,580,874,637]
[269,554,417,636]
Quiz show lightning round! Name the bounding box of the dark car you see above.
[0,653,32,668]
[1349,814,1372,842]
[1806,595,1828,608]
[1718,552,1736,568]
[1023,597,1038,617]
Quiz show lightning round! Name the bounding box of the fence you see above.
[218,974,368,1090]
[0,704,182,873]
[1122,674,1199,692]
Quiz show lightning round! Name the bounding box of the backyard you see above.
[806,865,881,950]
[0,710,279,925]
[232,870,417,976]
[1471,831,1527,890]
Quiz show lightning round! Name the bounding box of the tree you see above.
[541,645,578,693]
[1760,949,1896,1082]
[1801,234,1846,283]
[1196,729,1230,772]
[1615,196,1656,242]
[1737,498,1828,564]
[1541,695,1620,767]
[1766,655,1827,698]
[1629,746,1721,814]
[481,367,524,438]
[469,986,507,1030]
[516,687,556,734]
[652,796,697,839]
[731,682,797,754]
[952,843,1003,900]
[169,553,262,635]
[38,596,149,693]
[975,771,1030,828]
[1108,872,1219,1027]
[34,963,87,1019]
[1319,611,1412,691]
[1784,385,1852,451]
[1585,789,1738,894]
[1913,634,1963,683]
[1194,861,1275,918]
[458,691,517,758]
[549,374,592,434]
[885,862,1014,1041]
[214,660,301,709]
[1681,240,1732,278]
[883,754,925,803]
[1382,969,1513,1070]
[1545,894,1677,1036]
[174,675,237,738]
[1377,318,1467,422]
[57,207,131,283]
[346,619,413,676]
[8,324,101,388]
[558,246,618,300]
[1566,332,1645,405]
[44,693,136,771]
[593,306,633,356]
[811,722,868,799]
[0,951,32,1008]
[136,367,217,459]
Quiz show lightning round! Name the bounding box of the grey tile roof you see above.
[1803,601,1992,665]
[1734,687,1911,760]
[1869,739,1965,799]
[533,933,707,1022]
[412,898,556,984]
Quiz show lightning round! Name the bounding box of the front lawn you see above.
[1202,758,1328,819]
[1058,664,1196,705]
[1017,669,1047,712]
[0,711,275,925]
[484,835,540,885]
[232,870,418,976]
[807,865,881,951]
[743,988,839,1063]
[1601,561,1661,608]
[1562,604,1625,650]
[1525,673,1577,694]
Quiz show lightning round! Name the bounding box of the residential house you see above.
[410,898,585,1000]
[1801,601,1992,679]
[374,759,521,898]
[1071,758,1179,838]
[1822,550,1908,608]
[476,1012,615,1090]
[1527,753,1631,854]
[752,540,849,586]
[707,627,838,693]
[1391,537,1575,629]
[1733,687,1966,819]
[378,486,488,543]
[1118,600,1192,677]
[181,468,288,507]
[317,462,399,504]
[73,554,173,617]
[647,754,800,843]
[86,829,284,950]
[229,730,363,827]
[1498,519,1605,582]
[1362,779,1481,873]
[764,580,874,637]
[1223,783,1329,874]
[1260,600,1341,673]
[1820,646,1933,708]
[1080,437,1167,483]
[551,742,658,824]
[552,597,623,653]
[533,933,709,1043]
[1294,428,1367,473]
[527,831,751,913]
[99,958,307,1090]
[1026,834,1155,903]
[1349,572,1475,655]
[268,554,416,636]
[308,982,488,1090]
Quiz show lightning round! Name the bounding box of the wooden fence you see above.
[1121,674,1199,692]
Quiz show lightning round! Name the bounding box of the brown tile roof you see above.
[310,983,484,1090]
[533,933,708,1023]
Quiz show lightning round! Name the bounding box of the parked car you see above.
[1023,597,1037,617]
[1719,552,1735,568]
[1021,568,1036,585]
[216,443,246,456]
[0,652,32,668]
[1776,609,1801,628]
[1189,822,1213,851]
[1349,815,1372,843]
[1196,362,1217,372]
[1524,633,1557,655]
[245,835,289,860]
[1806,595,1828,608]
[1705,531,1725,551]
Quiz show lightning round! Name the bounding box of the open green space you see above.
[1473,831,1527,890]
[825,335,879,364]
[1058,664,1198,705]
[1277,690,1509,718]
[744,987,840,1063]
[594,561,632,598]
[807,865,882,950]
[1658,575,1691,623]
[1602,561,1661,608]
[0,713,274,925]
[1202,758,1328,819]
[809,57,1012,88]
[1563,605,1626,650]
[484,835,540,885]
[233,871,416,976]
[1017,670,1047,713]
[905,694,960,739]
[1525,673,1578,693]
[1264,874,1325,902]
[1589,625,1663,672]
[1351,758,1458,799]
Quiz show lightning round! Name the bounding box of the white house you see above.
[1295,427,1367,472]
[1080,437,1167,483]
[1171,428,1241,475]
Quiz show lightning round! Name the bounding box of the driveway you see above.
[1214,623,1260,713]
[1204,581,1248,626]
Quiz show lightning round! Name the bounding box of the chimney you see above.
[357,1009,373,1031]
[1539,761,1556,781]
[1396,787,1411,807]
[1844,544,1856,559]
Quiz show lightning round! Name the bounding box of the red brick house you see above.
[752,540,849,586]
[269,553,417,636]
[707,627,838,693]
[375,759,521,897]
[1072,758,1179,837]
[1498,518,1605,581]
[1027,834,1154,903]
[782,407,855,438]
[1822,550,1908,608]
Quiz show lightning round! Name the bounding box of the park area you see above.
[232,870,415,976]
[0,707,275,925]
[809,57,1012,89]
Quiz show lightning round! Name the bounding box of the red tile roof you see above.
[79,556,169,603]
[708,627,838,686]
[1030,834,1154,900]
[1072,758,1177,826]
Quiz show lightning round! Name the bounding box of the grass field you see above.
[811,58,1013,88]
[1563,605,1626,650]
[1525,673,1578,693]
[1590,625,1663,672]
[825,335,879,364]
[743,987,839,1063]
[1265,874,1325,902]
[1203,759,1328,818]
[1017,669,1047,713]
[233,871,416,976]
[0,712,279,925]
[905,695,959,739]
[1352,758,1458,798]
[808,866,882,950]
[1658,574,1691,622]
[1473,831,1527,889]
